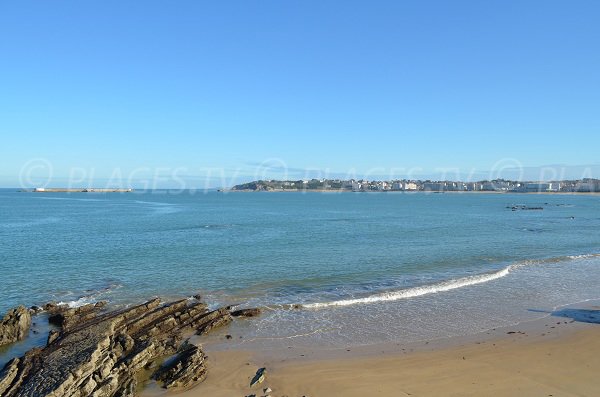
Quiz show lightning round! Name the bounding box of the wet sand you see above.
[142,306,600,397]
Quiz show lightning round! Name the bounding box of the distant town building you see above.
[525,182,560,192]
[575,182,595,192]
[230,178,598,194]
[423,182,445,192]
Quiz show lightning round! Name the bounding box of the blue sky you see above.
[1,1,599,187]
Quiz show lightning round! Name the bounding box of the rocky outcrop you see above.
[0,306,31,347]
[47,301,108,331]
[0,297,259,397]
[153,342,207,389]
[195,308,232,335]
[507,205,544,211]
[231,308,261,318]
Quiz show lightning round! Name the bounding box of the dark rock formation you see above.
[153,342,207,389]
[28,306,43,315]
[47,300,108,330]
[508,205,544,211]
[231,308,261,318]
[0,297,249,397]
[0,306,31,347]
[47,329,60,345]
[250,367,266,387]
[195,307,232,335]
[43,301,59,311]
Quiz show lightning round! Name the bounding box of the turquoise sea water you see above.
[1,190,599,354]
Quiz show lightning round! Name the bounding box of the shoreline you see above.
[225,189,600,195]
[142,301,600,396]
[2,294,599,396]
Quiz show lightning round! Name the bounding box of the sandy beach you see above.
[142,306,600,397]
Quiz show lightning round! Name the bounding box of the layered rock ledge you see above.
[0,306,31,347]
[0,299,259,397]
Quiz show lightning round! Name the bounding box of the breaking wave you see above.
[567,253,600,260]
[56,283,123,308]
[303,253,600,309]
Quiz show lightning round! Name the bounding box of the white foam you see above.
[303,266,513,309]
[57,297,96,308]
[55,283,122,308]
[302,253,600,310]
[567,253,600,260]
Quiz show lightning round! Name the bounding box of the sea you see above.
[1,189,599,362]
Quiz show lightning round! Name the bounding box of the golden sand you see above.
[142,314,600,397]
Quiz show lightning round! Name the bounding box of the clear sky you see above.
[1,1,599,188]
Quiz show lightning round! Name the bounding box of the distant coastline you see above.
[230,178,600,193]
[224,189,600,195]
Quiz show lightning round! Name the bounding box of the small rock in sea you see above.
[250,367,266,386]
[29,305,43,314]
[0,306,32,346]
[225,334,232,339]
[231,308,261,318]
[95,300,108,308]
[193,293,202,300]
[43,301,59,311]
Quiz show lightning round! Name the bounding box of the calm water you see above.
[1,190,599,354]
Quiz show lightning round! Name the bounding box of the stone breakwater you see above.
[0,298,260,396]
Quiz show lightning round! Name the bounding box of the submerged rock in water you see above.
[0,306,31,347]
[28,306,43,315]
[0,296,249,397]
[231,308,261,318]
[508,205,544,211]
